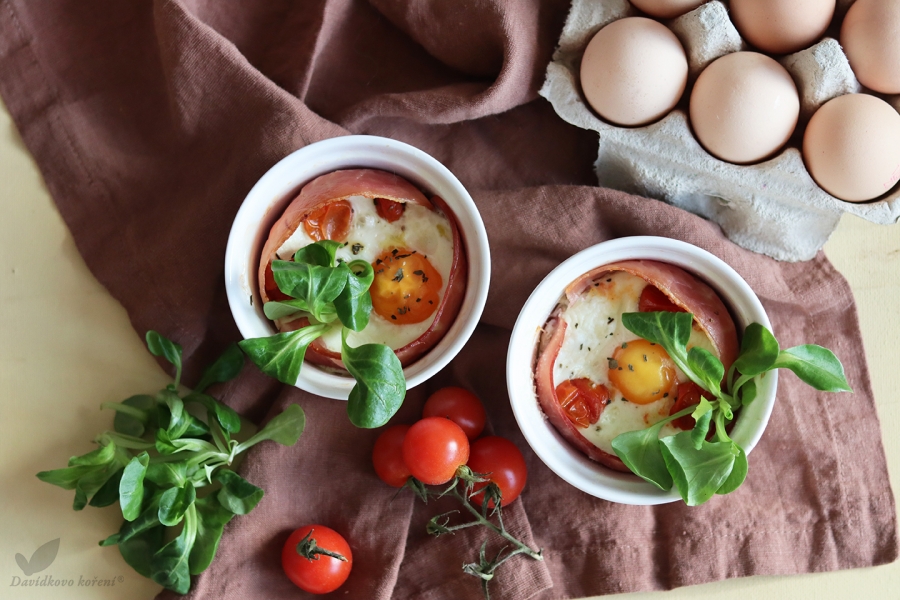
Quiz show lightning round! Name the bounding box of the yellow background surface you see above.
[1,97,898,599]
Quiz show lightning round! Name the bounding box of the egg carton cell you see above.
[542,0,900,262]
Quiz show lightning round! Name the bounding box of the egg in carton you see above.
[541,0,900,262]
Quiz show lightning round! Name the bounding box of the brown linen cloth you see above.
[0,1,896,599]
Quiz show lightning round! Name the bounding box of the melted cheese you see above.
[552,271,718,455]
[275,196,454,351]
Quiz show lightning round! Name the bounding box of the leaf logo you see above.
[15,538,60,576]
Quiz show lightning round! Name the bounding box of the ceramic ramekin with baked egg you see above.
[224,135,490,400]
[506,237,776,505]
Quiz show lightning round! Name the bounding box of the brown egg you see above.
[690,52,799,164]
[580,17,688,127]
[729,0,835,55]
[629,0,706,19]
[803,94,900,202]
[841,0,900,94]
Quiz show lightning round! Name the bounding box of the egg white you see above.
[275,195,454,351]
[552,271,718,455]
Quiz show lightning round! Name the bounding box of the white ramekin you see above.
[225,135,490,400]
[506,236,777,505]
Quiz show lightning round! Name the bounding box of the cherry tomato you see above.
[370,248,443,324]
[608,339,677,405]
[638,285,685,313]
[263,261,292,301]
[402,417,469,485]
[282,525,352,594]
[467,436,528,507]
[372,424,411,488]
[422,387,486,440]
[303,199,352,242]
[670,381,714,430]
[554,378,609,428]
[374,197,406,222]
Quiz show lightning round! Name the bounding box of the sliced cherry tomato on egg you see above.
[638,285,685,313]
[303,199,353,242]
[670,381,715,430]
[264,260,292,301]
[422,387,486,441]
[467,436,528,508]
[554,378,609,428]
[374,197,406,222]
[371,248,442,324]
[608,339,677,405]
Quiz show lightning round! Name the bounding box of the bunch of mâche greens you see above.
[36,332,306,594]
[611,312,851,506]
[239,239,405,428]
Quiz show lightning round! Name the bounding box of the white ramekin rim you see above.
[506,236,777,505]
[225,135,490,400]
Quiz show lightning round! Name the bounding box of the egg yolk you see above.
[608,339,676,405]
[303,199,352,242]
[555,378,610,428]
[370,248,442,324]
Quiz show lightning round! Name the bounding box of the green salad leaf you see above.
[610,422,674,491]
[36,331,306,595]
[119,452,150,521]
[343,330,406,429]
[189,496,235,575]
[239,324,329,385]
[195,344,245,393]
[612,311,850,505]
[732,323,779,377]
[158,484,196,527]
[145,331,183,388]
[215,470,264,515]
[240,240,407,428]
[659,432,737,506]
[272,260,345,322]
[334,261,375,332]
[774,345,852,392]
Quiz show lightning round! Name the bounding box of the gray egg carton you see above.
[541,0,900,261]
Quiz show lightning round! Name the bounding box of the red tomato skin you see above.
[422,387,487,440]
[467,436,528,507]
[402,417,470,485]
[638,285,686,313]
[282,525,353,594]
[670,381,715,430]
[303,199,353,242]
[372,424,412,487]
[554,379,609,428]
[374,197,406,222]
[263,261,292,302]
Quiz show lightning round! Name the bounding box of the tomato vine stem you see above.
[416,468,542,600]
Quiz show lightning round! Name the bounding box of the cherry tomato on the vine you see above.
[402,417,470,485]
[466,436,528,508]
[422,387,487,440]
[372,424,412,487]
[282,525,352,594]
